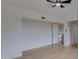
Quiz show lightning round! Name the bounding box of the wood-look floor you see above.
[14,45,78,59]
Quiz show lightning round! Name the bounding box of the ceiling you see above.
[2,0,78,22]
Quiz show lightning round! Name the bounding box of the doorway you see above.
[52,24,64,46]
[58,24,64,46]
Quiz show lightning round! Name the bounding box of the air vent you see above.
[41,17,46,19]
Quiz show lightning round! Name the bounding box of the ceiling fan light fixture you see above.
[46,0,72,8]
[56,3,61,6]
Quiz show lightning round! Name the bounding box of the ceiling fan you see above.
[46,0,72,8]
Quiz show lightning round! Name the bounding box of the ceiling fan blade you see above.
[60,5,65,8]
[46,0,56,3]
[56,0,61,2]
[52,5,56,7]
[56,0,59,2]
[61,0,72,3]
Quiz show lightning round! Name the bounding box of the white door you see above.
[71,21,78,44]
[52,24,59,44]
[74,22,78,44]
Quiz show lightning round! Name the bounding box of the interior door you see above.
[52,24,59,44]
[74,21,78,44]
[71,21,78,44]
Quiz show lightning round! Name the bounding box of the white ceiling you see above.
[2,0,78,22]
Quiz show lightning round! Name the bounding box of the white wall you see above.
[2,3,24,59]
[1,3,59,59]
[64,22,71,46]
[22,19,52,50]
